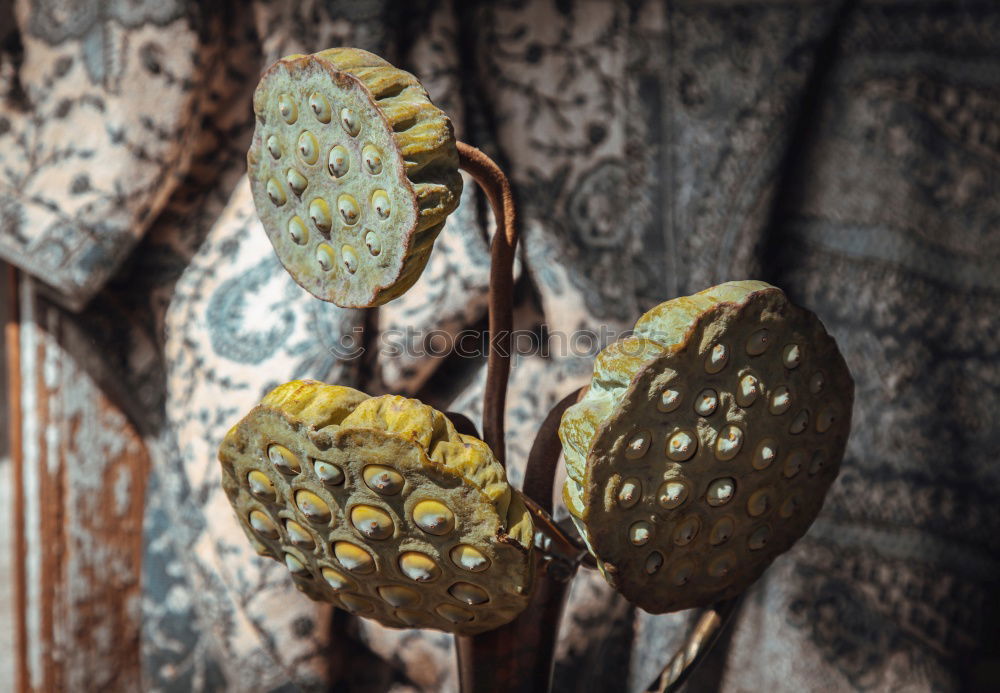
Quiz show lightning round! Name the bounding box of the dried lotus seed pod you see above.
[247,48,463,307]
[559,281,853,613]
[219,380,533,635]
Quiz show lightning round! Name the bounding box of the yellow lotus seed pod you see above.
[247,48,463,308]
[558,281,854,614]
[217,380,534,635]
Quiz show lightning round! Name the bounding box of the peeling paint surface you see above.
[13,276,149,692]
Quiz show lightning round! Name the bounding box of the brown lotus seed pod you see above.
[558,281,853,613]
[218,380,534,635]
[248,48,463,307]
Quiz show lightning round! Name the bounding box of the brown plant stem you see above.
[645,596,742,693]
[456,141,517,467]
[454,143,736,693]
[455,526,580,693]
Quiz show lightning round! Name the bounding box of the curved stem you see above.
[456,141,517,466]
[645,596,742,693]
[522,388,580,515]
[455,143,739,693]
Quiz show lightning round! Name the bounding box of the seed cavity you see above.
[340,107,360,136]
[709,516,735,545]
[673,515,700,546]
[316,244,336,272]
[705,344,728,373]
[752,439,778,470]
[286,168,307,196]
[321,567,354,591]
[809,371,825,394]
[707,551,737,578]
[625,430,651,459]
[296,490,332,524]
[365,231,381,256]
[287,216,308,245]
[248,510,278,538]
[328,145,350,178]
[265,178,286,206]
[449,582,489,605]
[658,481,689,509]
[297,131,319,164]
[284,552,309,575]
[338,194,360,225]
[278,93,297,124]
[746,487,774,517]
[285,520,315,549]
[694,388,718,416]
[247,470,276,501]
[436,603,474,624]
[309,91,331,123]
[266,134,281,159]
[268,444,301,475]
[362,144,383,174]
[666,430,697,461]
[372,189,391,219]
[629,521,652,546]
[314,460,345,485]
[342,245,359,274]
[657,388,682,412]
[789,409,810,434]
[334,542,374,574]
[706,477,736,507]
[780,492,802,518]
[340,593,374,613]
[783,449,806,478]
[450,545,490,573]
[413,500,455,536]
[816,404,837,433]
[363,465,404,495]
[378,585,421,607]
[395,609,427,627]
[309,198,332,232]
[769,386,791,415]
[748,525,771,551]
[251,538,272,558]
[645,551,664,575]
[737,374,759,407]
[350,504,394,540]
[618,478,642,508]
[746,329,771,355]
[808,451,827,475]
[399,551,440,582]
[670,559,695,586]
[715,425,744,461]
[783,344,802,369]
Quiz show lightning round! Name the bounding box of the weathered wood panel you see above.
[8,272,149,692]
[2,264,22,689]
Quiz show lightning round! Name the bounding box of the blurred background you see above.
[1,0,998,691]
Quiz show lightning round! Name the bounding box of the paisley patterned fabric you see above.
[4,0,999,691]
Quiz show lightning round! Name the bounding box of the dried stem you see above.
[455,143,733,693]
[456,141,517,467]
[645,597,742,693]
